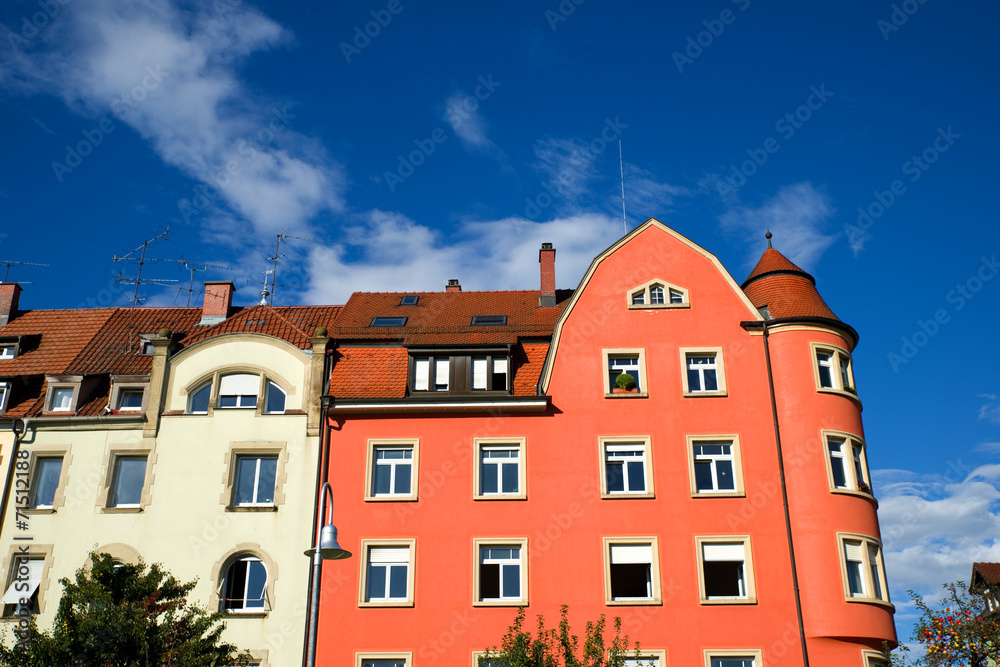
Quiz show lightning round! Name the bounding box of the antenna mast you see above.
[0,260,50,283]
[265,232,314,306]
[618,140,627,235]
[113,227,170,316]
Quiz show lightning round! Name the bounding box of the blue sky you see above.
[1,0,998,647]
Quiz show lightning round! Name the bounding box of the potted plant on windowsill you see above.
[612,372,638,394]
[843,384,857,395]
[858,482,872,495]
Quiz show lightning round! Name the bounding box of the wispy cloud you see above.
[718,182,838,270]
[444,92,495,152]
[621,163,690,222]
[979,394,1000,424]
[2,0,344,237]
[533,136,600,202]
[305,211,622,303]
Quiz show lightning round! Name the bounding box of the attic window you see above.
[471,315,507,326]
[0,382,8,414]
[400,295,419,306]
[0,344,15,360]
[371,317,407,327]
[246,319,266,326]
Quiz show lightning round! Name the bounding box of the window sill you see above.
[606,598,662,606]
[223,611,269,618]
[473,495,528,501]
[601,492,655,500]
[359,601,414,608]
[626,303,690,310]
[845,597,895,610]
[691,491,745,498]
[474,599,528,607]
[23,508,57,514]
[364,496,419,503]
[604,392,648,399]
[817,387,863,406]
[700,597,757,605]
[831,488,876,502]
[101,507,143,514]
[226,505,278,512]
[682,391,727,398]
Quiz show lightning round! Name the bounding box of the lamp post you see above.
[304,481,351,667]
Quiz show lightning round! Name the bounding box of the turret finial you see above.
[765,229,772,249]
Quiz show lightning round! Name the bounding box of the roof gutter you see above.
[755,315,860,349]
[742,319,810,666]
[328,397,549,414]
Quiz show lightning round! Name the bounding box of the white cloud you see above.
[444,92,494,152]
[874,464,1000,626]
[3,0,344,236]
[979,394,1000,424]
[620,163,690,223]
[533,137,600,202]
[305,211,622,303]
[718,182,838,270]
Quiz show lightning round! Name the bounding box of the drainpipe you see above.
[0,418,28,544]
[745,321,810,666]
[302,348,334,667]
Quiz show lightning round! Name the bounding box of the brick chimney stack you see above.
[539,243,556,307]
[446,279,462,293]
[0,283,22,327]
[200,281,234,325]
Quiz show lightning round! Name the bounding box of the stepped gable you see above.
[741,248,840,321]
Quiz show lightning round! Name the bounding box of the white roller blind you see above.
[867,543,880,562]
[702,542,745,561]
[843,540,864,561]
[435,358,449,386]
[219,373,259,395]
[473,358,487,389]
[414,359,429,390]
[610,544,652,564]
[0,559,43,605]
[369,546,409,564]
[493,358,508,374]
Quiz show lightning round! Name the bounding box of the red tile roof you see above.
[330,291,569,346]
[973,562,1000,587]
[741,249,840,321]
[329,348,409,399]
[181,305,341,349]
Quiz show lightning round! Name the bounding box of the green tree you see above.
[481,605,641,667]
[0,552,250,667]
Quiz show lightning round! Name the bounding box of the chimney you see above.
[446,279,462,293]
[0,283,22,327]
[200,281,234,325]
[539,243,556,307]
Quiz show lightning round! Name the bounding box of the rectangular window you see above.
[477,444,522,498]
[0,557,43,617]
[359,540,415,607]
[412,352,511,394]
[471,315,508,326]
[49,387,74,411]
[648,285,664,304]
[356,654,411,667]
[108,456,147,508]
[603,537,661,605]
[29,458,63,509]
[0,344,15,359]
[218,373,259,408]
[608,355,641,391]
[709,657,757,667]
[600,437,653,498]
[372,446,413,497]
[680,348,727,396]
[824,432,871,494]
[371,316,407,327]
[400,295,419,305]
[689,437,744,496]
[812,343,856,394]
[116,388,145,411]
[603,349,647,396]
[472,357,509,391]
[233,455,277,506]
[474,538,528,605]
[0,382,9,414]
[697,536,756,604]
[840,534,888,603]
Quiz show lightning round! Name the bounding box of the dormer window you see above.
[0,344,16,360]
[117,389,143,411]
[0,382,9,414]
[110,376,149,414]
[371,316,407,327]
[627,280,689,309]
[410,349,512,395]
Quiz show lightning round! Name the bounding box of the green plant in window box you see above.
[843,385,857,395]
[613,373,637,393]
[858,482,872,494]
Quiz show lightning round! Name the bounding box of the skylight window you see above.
[400,295,419,305]
[471,315,507,326]
[371,316,407,327]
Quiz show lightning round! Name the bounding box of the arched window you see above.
[189,381,212,414]
[264,381,286,414]
[220,556,268,612]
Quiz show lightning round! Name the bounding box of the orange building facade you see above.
[315,219,895,667]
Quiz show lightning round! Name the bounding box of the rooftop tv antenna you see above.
[177,260,235,306]
[0,260,50,283]
[618,140,628,235]
[264,232,314,305]
[113,227,170,317]
[248,267,303,306]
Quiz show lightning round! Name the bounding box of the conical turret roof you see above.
[741,248,840,321]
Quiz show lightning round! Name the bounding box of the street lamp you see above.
[304,482,351,667]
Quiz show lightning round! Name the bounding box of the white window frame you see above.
[263,380,286,414]
[838,533,890,605]
[473,538,529,606]
[472,356,509,392]
[232,455,279,507]
[687,436,745,497]
[621,652,667,667]
[823,430,872,496]
[218,372,261,409]
[0,556,44,617]
[811,342,856,395]
[110,376,149,414]
[107,455,148,509]
[599,436,654,499]
[28,456,64,509]
[220,556,269,613]
[602,349,648,397]
[703,649,763,667]
[603,536,662,606]
[473,438,526,500]
[680,348,727,397]
[696,536,756,604]
[364,439,419,502]
[355,653,412,667]
[0,344,16,360]
[861,650,890,667]
[627,278,689,310]
[358,539,416,607]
